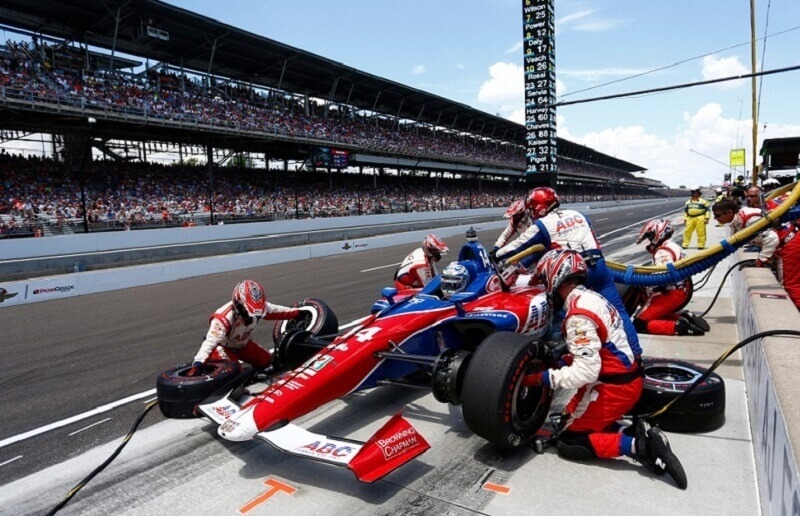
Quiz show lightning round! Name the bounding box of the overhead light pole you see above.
[750,0,759,185]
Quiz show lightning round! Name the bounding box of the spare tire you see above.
[460,332,553,448]
[156,360,251,418]
[629,358,725,433]
[272,298,339,345]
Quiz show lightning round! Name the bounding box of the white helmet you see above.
[440,262,470,299]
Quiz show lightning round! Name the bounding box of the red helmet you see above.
[525,187,560,219]
[422,234,449,261]
[533,249,587,298]
[232,279,267,323]
[636,219,674,246]
[504,200,526,219]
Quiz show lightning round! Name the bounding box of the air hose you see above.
[47,400,158,515]
[695,259,756,318]
[607,180,800,287]
[691,263,717,291]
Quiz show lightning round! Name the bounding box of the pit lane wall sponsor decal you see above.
[0,278,81,307]
[735,270,800,514]
[0,287,19,303]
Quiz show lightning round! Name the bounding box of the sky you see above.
[158,0,800,189]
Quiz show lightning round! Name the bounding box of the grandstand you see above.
[0,0,674,237]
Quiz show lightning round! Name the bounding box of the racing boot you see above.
[679,311,710,332]
[675,316,705,336]
[632,418,654,467]
[646,427,688,490]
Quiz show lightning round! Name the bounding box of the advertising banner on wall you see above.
[0,277,80,307]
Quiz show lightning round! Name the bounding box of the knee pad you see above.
[556,433,597,461]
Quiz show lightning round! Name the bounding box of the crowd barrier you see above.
[733,249,800,514]
[0,220,504,308]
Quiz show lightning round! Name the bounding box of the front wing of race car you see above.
[197,394,430,482]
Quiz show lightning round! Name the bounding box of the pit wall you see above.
[0,199,667,306]
[0,220,507,307]
[733,249,800,515]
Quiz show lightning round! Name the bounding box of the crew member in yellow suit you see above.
[682,187,711,249]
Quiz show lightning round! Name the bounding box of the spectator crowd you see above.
[1,38,667,238]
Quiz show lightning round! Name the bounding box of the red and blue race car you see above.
[157,231,557,482]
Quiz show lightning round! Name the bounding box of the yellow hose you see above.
[606,180,800,274]
[506,244,545,264]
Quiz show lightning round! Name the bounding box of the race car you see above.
[156,230,556,482]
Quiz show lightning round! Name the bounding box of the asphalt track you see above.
[2,198,758,515]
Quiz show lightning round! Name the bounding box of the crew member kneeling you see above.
[189,279,307,374]
[523,250,688,489]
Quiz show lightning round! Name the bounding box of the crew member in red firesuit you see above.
[721,195,800,311]
[494,187,641,356]
[394,234,449,290]
[712,198,779,267]
[765,192,800,311]
[631,219,710,336]
[491,199,531,255]
[523,250,687,489]
[190,279,307,374]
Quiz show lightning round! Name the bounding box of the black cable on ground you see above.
[692,263,717,291]
[697,259,755,318]
[639,329,800,421]
[47,400,159,516]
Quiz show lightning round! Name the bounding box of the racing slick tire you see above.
[272,298,339,346]
[274,329,323,371]
[461,332,553,448]
[628,358,725,433]
[156,360,252,418]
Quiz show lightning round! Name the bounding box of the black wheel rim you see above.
[646,364,702,384]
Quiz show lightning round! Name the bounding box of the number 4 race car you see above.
[156,230,557,482]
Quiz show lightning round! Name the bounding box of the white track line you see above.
[0,389,156,449]
[68,417,112,436]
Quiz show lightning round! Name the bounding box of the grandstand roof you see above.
[0,0,645,175]
[0,0,524,141]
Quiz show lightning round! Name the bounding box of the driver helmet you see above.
[440,262,470,299]
[715,187,724,194]
[525,187,560,220]
[504,200,526,221]
[636,218,674,247]
[533,250,587,303]
[232,279,267,325]
[422,234,449,261]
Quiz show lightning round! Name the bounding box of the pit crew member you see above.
[523,250,687,489]
[394,234,449,290]
[189,279,306,374]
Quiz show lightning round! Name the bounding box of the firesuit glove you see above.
[488,248,499,264]
[187,361,203,376]
[522,372,544,387]
[557,354,574,368]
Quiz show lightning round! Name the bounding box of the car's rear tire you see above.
[272,298,339,345]
[156,360,251,418]
[629,358,725,433]
[460,332,553,448]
